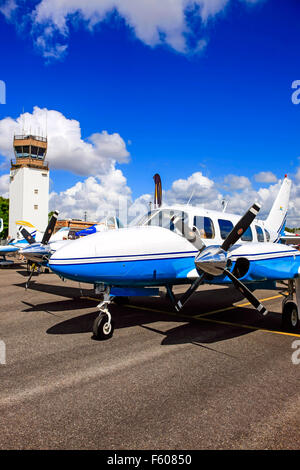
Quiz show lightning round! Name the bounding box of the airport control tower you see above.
[9,134,49,239]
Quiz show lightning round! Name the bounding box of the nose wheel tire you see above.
[282,301,299,332]
[93,313,115,340]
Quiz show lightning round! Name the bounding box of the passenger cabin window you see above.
[241,226,253,242]
[218,219,234,240]
[265,229,270,242]
[255,225,264,242]
[193,216,215,239]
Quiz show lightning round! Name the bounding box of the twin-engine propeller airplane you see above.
[47,175,300,340]
[0,221,39,266]
[0,218,68,266]
[20,213,122,288]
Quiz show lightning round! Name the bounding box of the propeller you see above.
[19,226,35,245]
[175,203,268,316]
[41,210,59,245]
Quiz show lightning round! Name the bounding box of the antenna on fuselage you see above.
[186,189,195,206]
[221,199,228,212]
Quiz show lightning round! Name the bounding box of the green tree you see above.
[0,197,9,239]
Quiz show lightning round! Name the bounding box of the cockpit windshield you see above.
[133,209,188,232]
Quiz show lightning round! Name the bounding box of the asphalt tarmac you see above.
[0,265,299,450]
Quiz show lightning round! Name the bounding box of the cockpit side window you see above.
[193,216,215,239]
[264,229,270,242]
[255,225,264,242]
[218,219,234,240]
[145,209,188,232]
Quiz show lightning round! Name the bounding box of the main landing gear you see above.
[281,280,300,332]
[92,287,115,340]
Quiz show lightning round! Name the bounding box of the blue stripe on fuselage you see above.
[50,256,197,286]
[50,252,300,287]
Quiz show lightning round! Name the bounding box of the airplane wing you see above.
[280,233,300,245]
[0,245,20,254]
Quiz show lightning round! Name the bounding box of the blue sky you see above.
[0,0,300,222]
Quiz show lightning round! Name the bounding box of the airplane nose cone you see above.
[48,235,96,281]
[21,244,51,263]
[195,246,227,276]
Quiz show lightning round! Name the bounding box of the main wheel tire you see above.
[113,296,129,305]
[93,314,115,340]
[282,301,299,332]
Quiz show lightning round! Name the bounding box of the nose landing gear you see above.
[92,287,115,340]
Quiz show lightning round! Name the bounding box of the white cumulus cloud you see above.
[254,171,278,183]
[1,0,265,59]
[0,106,130,176]
[0,0,17,19]
[49,169,132,222]
[223,174,251,190]
[0,173,9,198]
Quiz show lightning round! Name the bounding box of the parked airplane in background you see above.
[76,216,123,237]
[48,175,300,340]
[20,213,122,287]
[0,223,38,266]
[0,216,68,266]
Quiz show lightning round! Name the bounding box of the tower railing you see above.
[14,134,47,143]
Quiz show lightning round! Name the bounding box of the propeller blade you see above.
[174,273,206,311]
[224,269,268,315]
[221,203,261,252]
[41,210,59,245]
[171,215,205,251]
[19,226,35,245]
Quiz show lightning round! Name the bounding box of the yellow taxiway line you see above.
[194,293,287,318]
[81,292,300,338]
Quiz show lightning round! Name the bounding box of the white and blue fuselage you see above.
[49,198,300,288]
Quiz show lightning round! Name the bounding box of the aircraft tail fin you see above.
[265,175,291,239]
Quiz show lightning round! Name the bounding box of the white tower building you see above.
[9,134,49,239]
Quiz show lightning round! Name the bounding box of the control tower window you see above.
[23,146,29,155]
[31,146,38,156]
[38,148,45,157]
